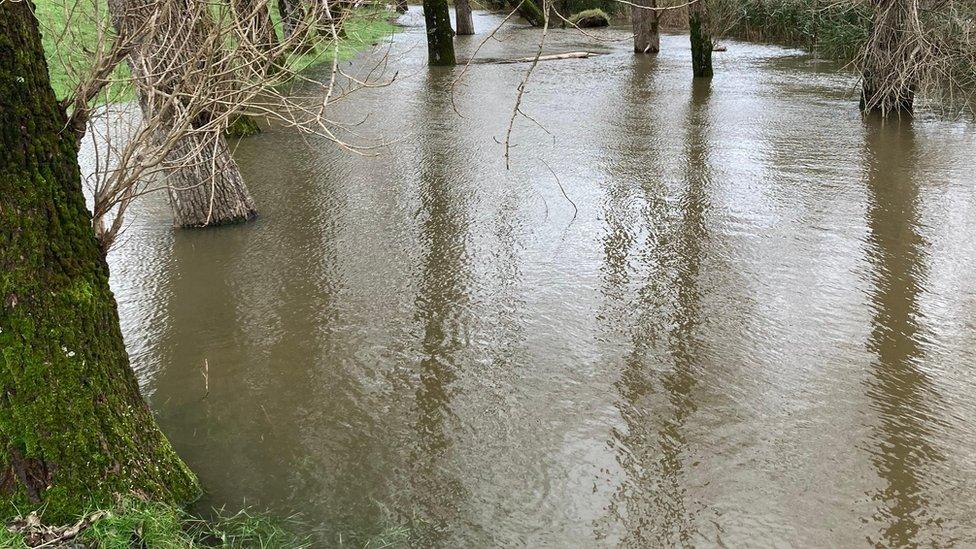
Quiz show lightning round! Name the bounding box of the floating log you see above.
[461,51,597,65]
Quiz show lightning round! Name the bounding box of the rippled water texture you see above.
[85,8,976,547]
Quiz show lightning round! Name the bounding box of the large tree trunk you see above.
[455,0,475,36]
[688,0,713,77]
[108,0,259,228]
[0,2,199,522]
[632,0,659,54]
[860,0,917,116]
[424,0,457,65]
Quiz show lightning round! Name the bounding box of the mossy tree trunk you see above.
[455,0,475,35]
[688,0,713,77]
[108,0,259,228]
[0,1,199,523]
[225,114,263,138]
[511,0,546,27]
[424,0,457,65]
[860,0,916,116]
[632,0,659,54]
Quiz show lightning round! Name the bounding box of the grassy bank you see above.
[1,500,309,548]
[33,0,397,102]
[2,498,420,548]
[709,0,871,60]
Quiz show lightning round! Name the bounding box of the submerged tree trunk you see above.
[688,0,713,77]
[108,0,259,228]
[632,0,659,54]
[860,0,917,116]
[455,0,475,35]
[424,0,457,65]
[164,134,258,227]
[0,2,199,522]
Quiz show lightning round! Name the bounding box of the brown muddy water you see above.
[80,8,976,547]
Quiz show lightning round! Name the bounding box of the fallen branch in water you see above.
[463,51,598,64]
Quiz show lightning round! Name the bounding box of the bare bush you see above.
[33,0,395,250]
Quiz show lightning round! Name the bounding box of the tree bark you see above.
[0,1,199,522]
[163,135,258,227]
[424,0,457,65]
[632,0,659,54]
[860,0,916,116]
[108,0,259,228]
[688,0,713,77]
[236,0,279,51]
[455,0,475,36]
[510,0,545,27]
[277,0,307,43]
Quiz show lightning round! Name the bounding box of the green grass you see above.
[32,0,397,103]
[33,0,129,100]
[2,498,423,548]
[1,499,311,548]
[278,9,397,76]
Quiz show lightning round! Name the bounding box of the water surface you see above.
[91,9,976,547]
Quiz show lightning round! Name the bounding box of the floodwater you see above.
[88,8,976,547]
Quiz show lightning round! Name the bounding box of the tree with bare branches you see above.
[57,0,387,251]
[106,0,259,228]
[860,0,921,116]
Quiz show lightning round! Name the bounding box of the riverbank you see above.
[2,498,418,548]
[1,499,308,548]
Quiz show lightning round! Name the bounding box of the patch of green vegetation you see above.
[2,498,428,548]
[277,8,398,75]
[0,526,28,549]
[2,500,311,548]
[568,8,610,26]
[33,0,132,101]
[225,115,263,138]
[712,0,872,60]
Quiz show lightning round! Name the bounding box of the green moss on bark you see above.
[0,1,200,523]
[225,114,263,139]
[513,0,547,27]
